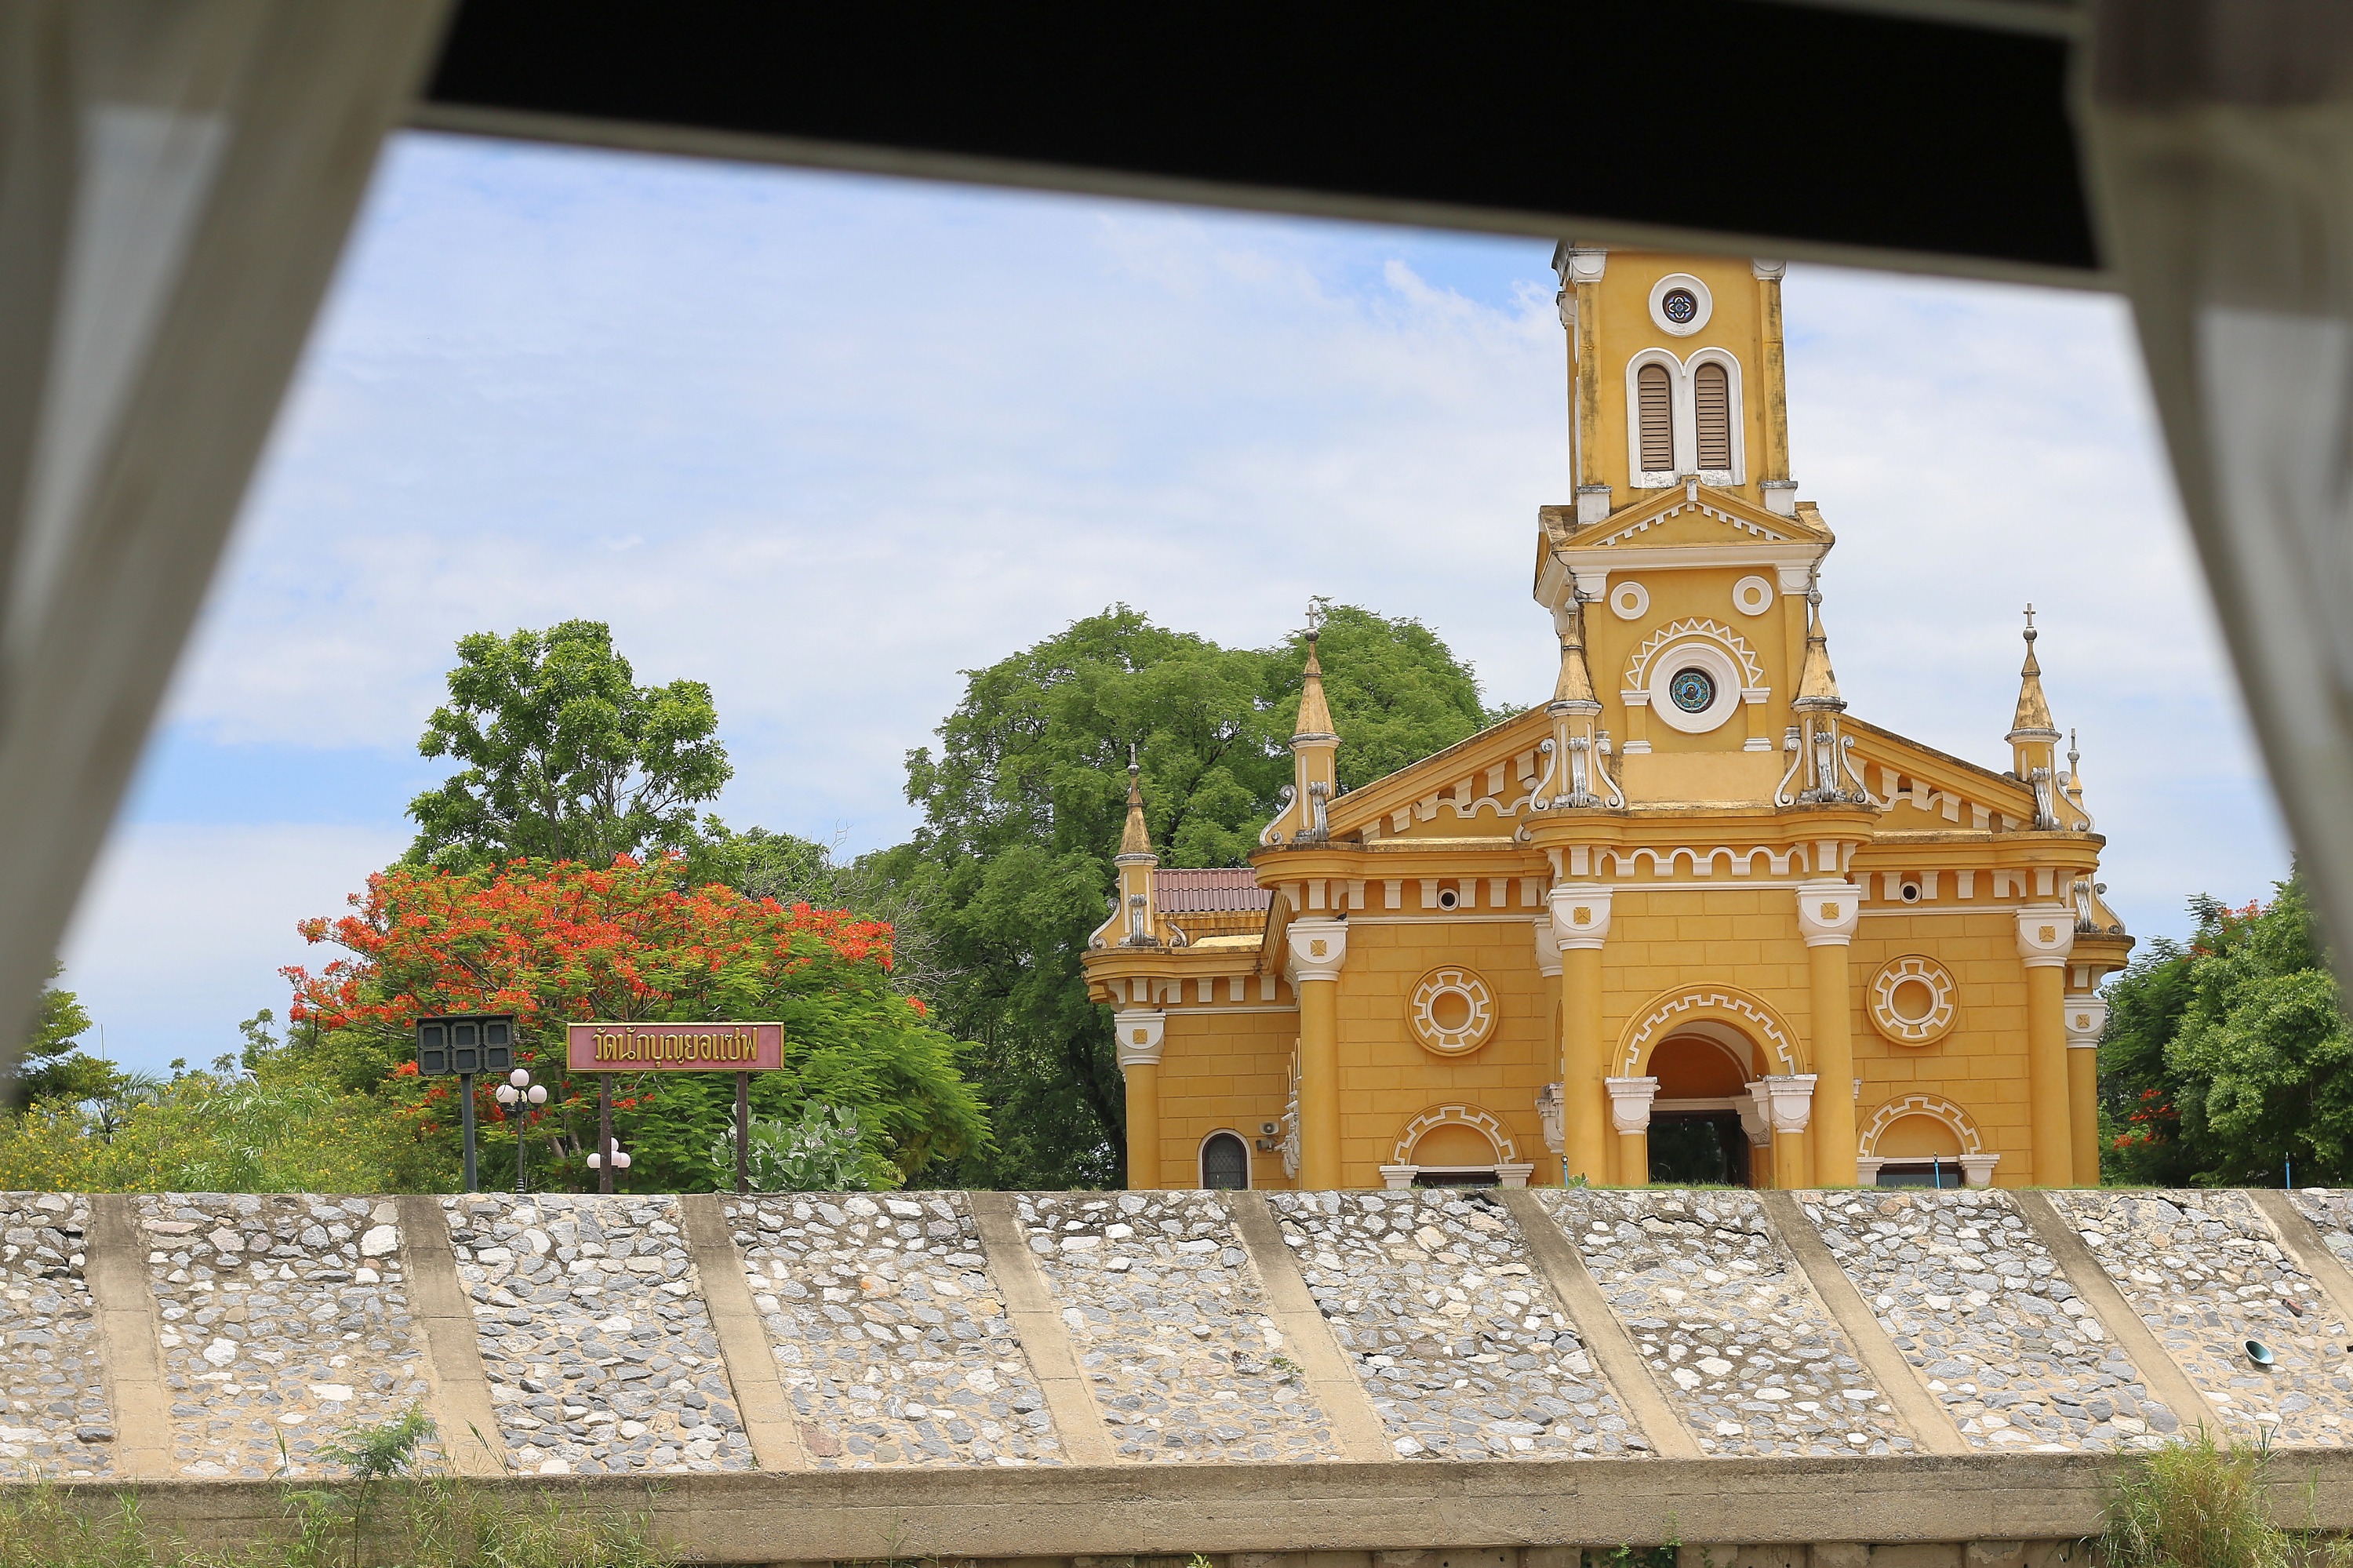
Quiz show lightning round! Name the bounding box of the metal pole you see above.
[460,1073,477,1193]
[598,1075,614,1195]
[736,1071,750,1195]
[515,1095,529,1196]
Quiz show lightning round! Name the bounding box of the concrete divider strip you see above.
[1762,1191,1969,1456]
[1222,1192,1393,1461]
[82,1195,173,1478]
[2012,1188,2223,1432]
[394,1196,508,1476]
[1497,1188,1700,1458]
[966,1191,1117,1466]
[2248,1190,2353,1329]
[680,1194,809,1472]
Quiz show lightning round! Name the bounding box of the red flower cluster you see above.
[283,852,901,1039]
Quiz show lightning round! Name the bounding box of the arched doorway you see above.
[1380,1105,1533,1188]
[1646,1031,1755,1186]
[1199,1131,1249,1188]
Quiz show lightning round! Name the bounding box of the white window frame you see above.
[1624,347,1747,489]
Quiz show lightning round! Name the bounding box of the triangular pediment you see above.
[1842,715,2037,832]
[1320,708,1558,842]
[1545,486,1830,553]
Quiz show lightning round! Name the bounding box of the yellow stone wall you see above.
[1156,1003,1298,1190]
[1847,910,2036,1178]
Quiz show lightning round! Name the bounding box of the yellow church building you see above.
[1083,247,2129,1193]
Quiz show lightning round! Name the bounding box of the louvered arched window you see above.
[1637,362,1674,472]
[1693,362,1732,471]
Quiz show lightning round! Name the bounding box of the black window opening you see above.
[1876,1160,1963,1188]
[1201,1132,1249,1189]
[1648,1113,1752,1188]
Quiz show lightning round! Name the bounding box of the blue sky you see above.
[59,133,2288,1072]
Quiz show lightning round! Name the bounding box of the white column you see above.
[1751,1075,1819,1190]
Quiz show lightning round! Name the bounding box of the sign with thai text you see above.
[567,1021,783,1072]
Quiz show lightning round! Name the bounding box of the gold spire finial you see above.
[1550,591,1598,707]
[1118,750,1151,857]
[1793,567,1844,708]
[2009,605,2057,738]
[1293,605,1335,741]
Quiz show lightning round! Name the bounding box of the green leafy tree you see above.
[406,620,733,872]
[880,602,1497,1188]
[5,962,115,1109]
[2100,869,2353,1186]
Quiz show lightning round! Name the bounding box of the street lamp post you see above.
[585,1135,632,1188]
[494,1067,547,1195]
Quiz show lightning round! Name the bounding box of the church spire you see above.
[2007,606,2063,828]
[1119,753,1151,857]
[1776,572,1867,806]
[1113,747,1158,946]
[1259,602,1340,849]
[1293,623,1335,742]
[2008,605,2059,740]
[1551,590,1598,707]
[1792,575,1845,710]
[1536,592,1620,810]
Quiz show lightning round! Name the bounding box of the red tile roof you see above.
[1152,868,1271,913]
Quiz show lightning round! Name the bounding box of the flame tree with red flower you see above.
[283,853,988,1191]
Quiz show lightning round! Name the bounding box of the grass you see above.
[2098,1429,2350,1568]
[0,1408,670,1568]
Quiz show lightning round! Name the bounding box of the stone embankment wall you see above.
[8,1186,2353,1565]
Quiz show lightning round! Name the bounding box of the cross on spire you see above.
[1304,598,1326,637]
[2023,602,2038,638]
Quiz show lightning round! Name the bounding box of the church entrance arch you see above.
[1646,1031,1755,1187]
[1612,985,1806,1189]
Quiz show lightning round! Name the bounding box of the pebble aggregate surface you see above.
[141,1194,429,1479]
[723,1192,1060,1467]
[443,1195,754,1475]
[2051,1190,2350,1446]
[2289,1189,2353,1274]
[0,1193,109,1478]
[1800,1189,2173,1451]
[1017,1191,1341,1463]
[1537,1188,1914,1457]
[1269,1189,1639,1459]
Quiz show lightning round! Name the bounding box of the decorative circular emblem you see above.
[1869,955,1958,1046]
[1733,575,1774,617]
[1668,667,1716,713]
[1609,580,1649,620]
[1647,272,1713,337]
[1409,966,1497,1057]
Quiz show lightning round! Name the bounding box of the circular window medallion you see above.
[1609,580,1649,620]
[1869,955,1958,1046]
[1648,272,1714,337]
[1409,966,1497,1057]
[1668,667,1716,713]
[1645,639,1743,734]
[1733,575,1774,617]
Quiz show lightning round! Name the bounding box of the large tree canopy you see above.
[878,602,1502,1188]
[5,962,100,1109]
[406,620,733,871]
[2100,870,2353,1187]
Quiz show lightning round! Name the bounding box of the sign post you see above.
[416,1014,515,1193]
[736,1073,751,1195]
[566,1022,784,1195]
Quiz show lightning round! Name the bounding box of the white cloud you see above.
[69,136,2288,1068]
[58,824,411,1070]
